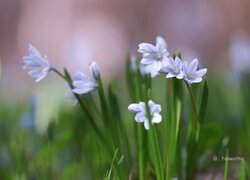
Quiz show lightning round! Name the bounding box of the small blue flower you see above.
[23,45,52,82]
[72,71,98,95]
[128,100,162,130]
[89,61,100,80]
[138,36,169,73]
[130,55,159,78]
[161,57,184,79]
[183,58,207,84]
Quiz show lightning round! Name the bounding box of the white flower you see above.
[138,36,169,73]
[140,64,159,78]
[161,57,184,79]
[65,83,77,106]
[128,100,162,130]
[89,61,100,80]
[72,71,98,94]
[130,55,159,78]
[183,58,207,84]
[23,44,52,82]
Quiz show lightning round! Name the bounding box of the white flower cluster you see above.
[22,38,207,131]
[23,45,99,95]
[128,100,162,130]
[137,36,207,84]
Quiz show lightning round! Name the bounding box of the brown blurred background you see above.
[0,0,250,90]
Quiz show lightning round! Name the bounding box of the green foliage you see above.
[0,56,249,179]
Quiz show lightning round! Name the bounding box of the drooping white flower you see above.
[128,100,162,130]
[72,71,98,94]
[183,58,207,84]
[23,44,52,82]
[138,36,169,73]
[89,61,100,80]
[161,57,184,79]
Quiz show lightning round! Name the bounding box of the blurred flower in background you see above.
[229,31,250,74]
[0,0,250,92]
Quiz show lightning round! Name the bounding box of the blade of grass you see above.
[239,160,247,180]
[224,148,229,180]
[134,66,145,180]
[145,89,163,180]
[199,80,208,124]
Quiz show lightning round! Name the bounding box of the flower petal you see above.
[152,113,162,123]
[89,61,100,80]
[166,73,176,78]
[128,103,141,113]
[144,120,150,130]
[156,36,167,49]
[195,68,207,77]
[138,43,156,53]
[135,112,147,122]
[188,59,199,73]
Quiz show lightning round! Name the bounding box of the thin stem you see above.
[135,67,145,180]
[52,68,112,154]
[145,99,163,180]
[184,81,198,129]
[137,126,144,180]
[52,68,68,81]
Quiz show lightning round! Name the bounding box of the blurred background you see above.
[1,0,250,90]
[0,0,250,178]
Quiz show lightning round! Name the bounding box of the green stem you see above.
[224,148,229,180]
[52,68,111,153]
[137,126,144,180]
[145,98,163,180]
[184,81,198,130]
[52,68,67,81]
[135,68,145,180]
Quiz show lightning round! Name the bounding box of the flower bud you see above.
[89,61,100,80]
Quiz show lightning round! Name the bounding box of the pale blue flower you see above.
[130,55,159,78]
[183,58,207,84]
[128,100,162,130]
[229,32,250,73]
[72,71,98,94]
[23,45,52,82]
[140,63,160,78]
[138,36,169,73]
[65,83,77,106]
[161,57,184,79]
[89,61,100,80]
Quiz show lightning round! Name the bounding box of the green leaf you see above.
[197,124,224,155]
[108,85,121,121]
[63,68,73,82]
[177,52,182,59]
[224,148,229,180]
[60,162,83,180]
[125,54,135,100]
[199,80,209,124]
[239,160,247,180]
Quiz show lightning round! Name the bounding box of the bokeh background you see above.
[1,0,250,89]
[0,0,250,179]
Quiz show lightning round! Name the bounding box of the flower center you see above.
[155,53,162,59]
[187,73,193,79]
[173,68,179,74]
